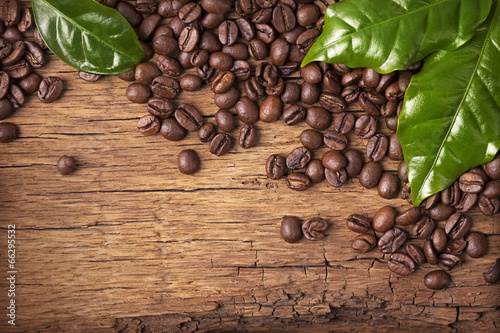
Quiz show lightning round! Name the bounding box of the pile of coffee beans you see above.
[0,0,64,143]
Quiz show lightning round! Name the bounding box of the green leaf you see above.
[32,0,145,75]
[397,0,500,206]
[302,0,492,73]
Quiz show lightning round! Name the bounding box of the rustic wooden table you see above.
[1,3,499,332]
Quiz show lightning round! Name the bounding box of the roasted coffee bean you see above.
[301,62,322,84]
[385,82,403,101]
[255,23,276,44]
[296,4,320,27]
[177,149,200,175]
[380,100,398,117]
[117,68,135,82]
[157,55,182,77]
[147,97,175,119]
[158,0,183,18]
[0,99,13,120]
[2,26,23,44]
[178,51,195,70]
[38,76,63,103]
[346,214,371,233]
[218,20,238,46]
[286,172,311,191]
[199,30,222,53]
[0,39,12,61]
[253,8,273,24]
[4,59,30,80]
[359,161,382,189]
[459,172,485,193]
[424,270,451,290]
[278,62,300,76]
[344,149,362,177]
[2,0,21,27]
[214,86,240,109]
[322,150,346,172]
[387,133,403,160]
[341,84,361,104]
[266,154,286,180]
[405,244,426,265]
[175,104,204,132]
[236,17,256,42]
[160,117,187,141]
[209,52,234,71]
[6,84,23,108]
[24,41,44,68]
[444,237,468,255]
[17,7,33,32]
[247,39,266,61]
[198,123,217,142]
[2,41,25,67]
[300,129,323,150]
[33,28,47,50]
[483,259,500,284]
[0,122,18,142]
[296,28,320,54]
[243,77,265,101]
[151,76,180,99]
[341,68,362,86]
[116,1,142,27]
[302,217,328,240]
[385,116,398,131]
[201,0,232,14]
[211,71,235,94]
[366,133,388,162]
[267,78,286,96]
[466,232,488,258]
[445,212,471,240]
[215,109,236,132]
[372,206,397,233]
[396,161,408,184]
[323,130,347,150]
[287,147,311,170]
[190,49,209,67]
[362,68,380,89]
[255,62,278,88]
[354,114,377,139]
[137,115,161,136]
[483,180,500,198]
[138,14,161,41]
[154,25,174,40]
[423,239,439,265]
[351,233,377,253]
[412,216,436,239]
[378,228,406,253]
[136,0,157,14]
[359,91,380,116]
[235,96,259,124]
[377,172,400,199]
[325,168,347,187]
[178,2,202,23]
[387,253,415,276]
[209,133,232,156]
[301,82,321,105]
[455,192,479,212]
[427,202,455,221]
[269,38,289,66]
[441,181,461,207]
[259,95,282,122]
[478,193,500,215]
[78,71,100,82]
[333,112,355,134]
[153,34,178,56]
[202,13,226,29]
[135,62,161,85]
[395,208,421,227]
[319,93,346,113]
[197,63,218,83]
[180,74,203,91]
[239,124,258,149]
[178,26,199,52]
[438,253,461,271]
[230,60,251,82]
[281,216,303,243]
[305,159,325,183]
[305,106,331,130]
[483,154,500,180]
[283,104,306,125]
[57,155,76,175]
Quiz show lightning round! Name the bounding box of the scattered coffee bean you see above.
[483,259,500,284]
[280,216,303,243]
[57,155,76,175]
[177,149,200,175]
[424,270,451,290]
[387,253,415,276]
[302,217,328,241]
[351,233,377,253]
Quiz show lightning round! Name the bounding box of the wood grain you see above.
[0,1,499,332]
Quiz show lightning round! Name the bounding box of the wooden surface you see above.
[0,7,499,333]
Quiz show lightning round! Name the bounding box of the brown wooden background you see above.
[0,2,499,332]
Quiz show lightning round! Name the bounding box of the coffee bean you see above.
[306,106,331,130]
[177,149,201,175]
[78,71,100,82]
[385,116,398,131]
[209,133,232,156]
[214,86,240,109]
[372,206,397,233]
[281,216,303,243]
[199,30,222,53]
[218,20,238,46]
[366,133,388,162]
[17,7,33,32]
[198,123,217,143]
[343,149,362,178]
[424,270,451,290]
[253,8,273,24]
[209,52,234,71]
[445,212,471,240]
[285,172,311,191]
[38,76,64,103]
[300,129,323,150]
[296,4,320,27]
[466,232,488,258]
[211,71,235,94]
[7,84,24,109]
[116,1,142,27]
[175,103,204,132]
[441,181,461,206]
[423,239,439,265]
[444,237,468,255]
[0,99,13,120]
[438,253,461,271]
[178,26,199,52]
[333,112,355,134]
[153,34,178,56]
[478,193,500,215]
[302,217,328,240]
[151,76,180,99]
[138,14,161,41]
[0,121,18,142]
[411,216,436,239]
[377,172,400,199]
[455,192,478,212]
[156,56,182,77]
[341,84,361,104]
[387,253,415,276]
[259,95,282,122]
[385,82,403,101]
[301,62,322,84]
[483,259,500,284]
[287,147,311,170]
[397,161,408,183]
[325,168,347,187]
[354,114,377,139]
[378,228,406,253]
[136,0,157,15]
[305,159,325,183]
[180,74,203,91]
[146,97,174,119]
[24,41,44,68]
[322,150,346,172]
[214,109,235,132]
[223,44,249,61]
[269,38,289,66]
[359,161,382,189]
[239,124,258,149]
[2,0,21,27]
[135,62,161,85]
[405,244,426,265]
[387,132,403,160]
[459,172,485,193]
[137,114,161,136]
[266,154,286,180]
[359,91,380,116]
[321,130,346,151]
[301,82,321,105]
[57,155,76,175]
[230,61,251,82]
[427,202,455,221]
[319,92,346,113]
[197,63,218,83]
[296,28,319,54]
[201,0,232,14]
[243,77,265,101]
[483,180,500,198]
[395,207,421,226]
[282,104,306,126]
[483,154,500,180]
[351,233,377,253]
[346,214,371,233]
[235,96,259,124]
